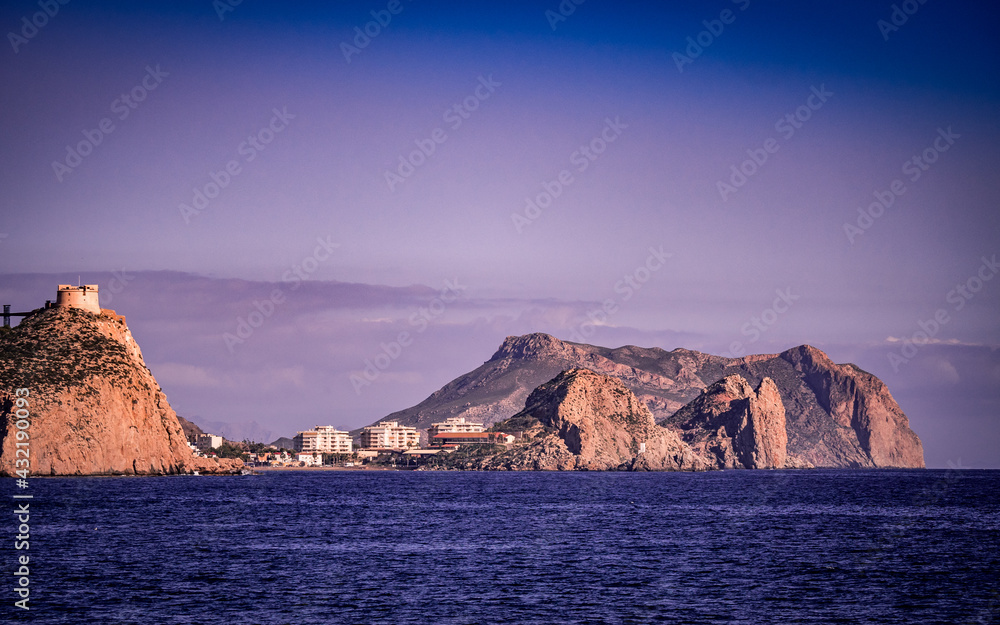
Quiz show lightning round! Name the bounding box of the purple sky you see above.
[1,1,998,467]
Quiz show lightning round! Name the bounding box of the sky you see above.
[1,0,998,468]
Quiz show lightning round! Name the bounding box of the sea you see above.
[8,469,1000,624]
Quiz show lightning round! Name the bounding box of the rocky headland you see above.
[1,305,923,475]
[662,374,797,469]
[381,333,924,469]
[475,368,708,471]
[0,306,242,476]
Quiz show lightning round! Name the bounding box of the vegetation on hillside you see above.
[0,307,139,392]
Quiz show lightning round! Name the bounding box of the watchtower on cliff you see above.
[56,284,101,314]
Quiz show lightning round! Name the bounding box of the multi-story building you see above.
[293,426,353,454]
[430,431,512,447]
[427,416,484,439]
[296,453,323,467]
[360,421,419,450]
[196,434,224,451]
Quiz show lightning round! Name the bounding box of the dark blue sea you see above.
[6,469,1000,624]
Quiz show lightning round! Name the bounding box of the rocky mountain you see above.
[176,415,205,442]
[476,368,707,471]
[270,437,296,451]
[663,375,795,469]
[188,417,278,444]
[0,306,242,476]
[381,333,924,468]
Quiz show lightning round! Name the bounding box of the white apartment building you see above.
[359,421,419,450]
[428,416,485,439]
[296,453,322,467]
[293,426,353,454]
[196,434,224,451]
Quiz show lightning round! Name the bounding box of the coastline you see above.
[251,465,405,472]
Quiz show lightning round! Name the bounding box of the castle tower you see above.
[56,285,101,314]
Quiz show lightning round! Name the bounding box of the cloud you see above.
[927,358,961,386]
[150,361,308,392]
[884,336,997,348]
[150,362,223,389]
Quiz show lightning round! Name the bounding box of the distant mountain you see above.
[176,416,205,443]
[377,333,924,468]
[269,437,295,451]
[187,417,277,444]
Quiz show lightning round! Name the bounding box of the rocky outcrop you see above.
[176,415,205,443]
[779,345,924,469]
[663,375,794,469]
[0,306,242,476]
[376,333,924,468]
[380,333,716,434]
[479,369,707,471]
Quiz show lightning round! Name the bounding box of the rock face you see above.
[778,345,924,469]
[0,306,241,476]
[663,375,791,469]
[479,369,708,471]
[176,415,205,443]
[377,333,924,468]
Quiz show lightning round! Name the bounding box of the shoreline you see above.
[251,465,407,472]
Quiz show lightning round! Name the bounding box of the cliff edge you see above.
[479,368,708,471]
[0,306,241,476]
[664,375,799,469]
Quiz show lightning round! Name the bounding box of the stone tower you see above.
[56,284,101,314]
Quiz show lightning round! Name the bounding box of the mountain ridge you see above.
[377,333,924,468]
[472,368,709,472]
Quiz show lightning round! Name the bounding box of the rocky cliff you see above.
[0,306,242,476]
[778,345,924,468]
[379,333,924,468]
[477,368,708,471]
[176,415,205,443]
[663,375,794,469]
